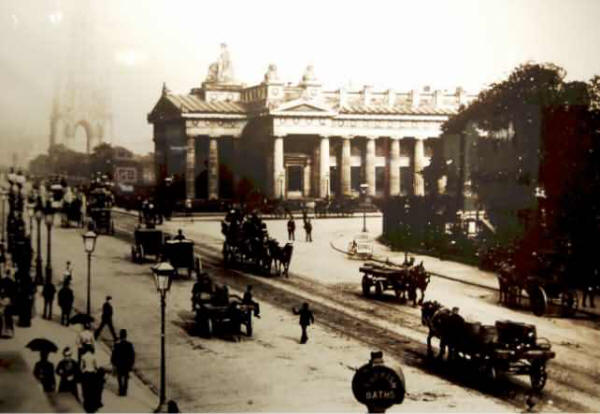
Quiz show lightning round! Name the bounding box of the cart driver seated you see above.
[191,273,214,309]
[211,284,230,306]
[173,229,186,241]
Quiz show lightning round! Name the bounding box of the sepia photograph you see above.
[1,0,599,412]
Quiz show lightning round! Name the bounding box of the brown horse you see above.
[421,300,465,360]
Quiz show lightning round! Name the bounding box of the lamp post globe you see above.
[151,261,174,413]
[82,230,97,316]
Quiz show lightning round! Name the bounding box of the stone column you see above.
[340,137,351,197]
[413,138,425,196]
[232,138,240,196]
[304,160,311,197]
[273,136,285,198]
[365,136,376,196]
[185,135,196,200]
[389,137,401,196]
[312,143,320,198]
[319,136,330,198]
[208,136,219,200]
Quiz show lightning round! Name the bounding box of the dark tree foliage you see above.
[440,62,600,282]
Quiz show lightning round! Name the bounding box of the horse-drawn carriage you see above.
[87,187,115,235]
[60,189,84,228]
[138,199,162,226]
[221,210,293,276]
[421,301,555,391]
[497,250,579,317]
[192,279,257,339]
[131,227,164,263]
[347,233,373,259]
[163,238,202,278]
[360,260,430,305]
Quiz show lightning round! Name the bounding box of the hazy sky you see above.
[1,0,599,162]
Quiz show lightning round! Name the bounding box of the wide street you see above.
[9,209,594,412]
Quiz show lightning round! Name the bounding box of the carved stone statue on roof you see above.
[301,65,317,84]
[205,43,235,84]
[264,64,280,83]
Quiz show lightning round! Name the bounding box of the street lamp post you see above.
[34,207,43,285]
[44,204,54,284]
[360,183,369,233]
[152,262,174,413]
[82,231,98,317]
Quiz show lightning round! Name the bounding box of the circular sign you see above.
[352,364,405,412]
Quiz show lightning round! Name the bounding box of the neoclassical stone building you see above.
[148,45,475,201]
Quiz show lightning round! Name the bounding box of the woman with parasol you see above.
[27,338,58,392]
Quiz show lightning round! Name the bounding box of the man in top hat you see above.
[95,296,117,341]
[111,329,135,396]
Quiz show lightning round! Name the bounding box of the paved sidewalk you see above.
[0,289,156,413]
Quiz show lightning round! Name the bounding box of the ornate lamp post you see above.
[34,205,44,285]
[360,183,369,233]
[151,261,174,413]
[44,203,54,283]
[82,230,97,316]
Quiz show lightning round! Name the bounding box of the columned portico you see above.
[273,135,285,198]
[319,136,330,198]
[365,137,376,196]
[208,136,219,200]
[389,137,401,196]
[340,137,351,196]
[186,135,196,200]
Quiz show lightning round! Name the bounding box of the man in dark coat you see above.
[287,218,296,241]
[173,229,186,241]
[42,281,56,320]
[242,285,260,318]
[56,347,80,400]
[303,219,312,242]
[111,329,135,396]
[292,302,315,344]
[34,350,56,392]
[95,296,117,341]
[58,282,74,326]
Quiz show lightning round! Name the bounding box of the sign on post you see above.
[352,351,405,413]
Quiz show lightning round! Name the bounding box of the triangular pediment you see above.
[271,99,335,116]
[147,96,183,122]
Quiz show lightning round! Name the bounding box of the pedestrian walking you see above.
[63,261,74,285]
[242,285,260,318]
[56,347,80,401]
[0,292,10,337]
[34,350,56,392]
[304,219,313,242]
[77,322,95,362]
[292,302,315,344]
[111,329,135,396]
[42,281,56,320]
[58,282,74,326]
[80,346,102,413]
[287,217,296,241]
[95,296,117,341]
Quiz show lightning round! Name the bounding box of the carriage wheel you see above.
[375,281,384,297]
[560,290,578,317]
[137,245,144,263]
[205,317,213,338]
[529,286,548,317]
[362,276,371,297]
[246,314,253,337]
[530,361,547,391]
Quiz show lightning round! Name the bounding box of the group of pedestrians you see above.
[286,214,313,242]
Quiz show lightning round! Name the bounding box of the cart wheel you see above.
[137,245,144,263]
[246,314,253,337]
[362,276,371,297]
[528,286,548,317]
[530,361,547,391]
[561,290,578,317]
[375,281,384,297]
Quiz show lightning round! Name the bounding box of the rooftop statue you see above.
[205,43,235,84]
[264,64,279,83]
[301,65,317,83]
